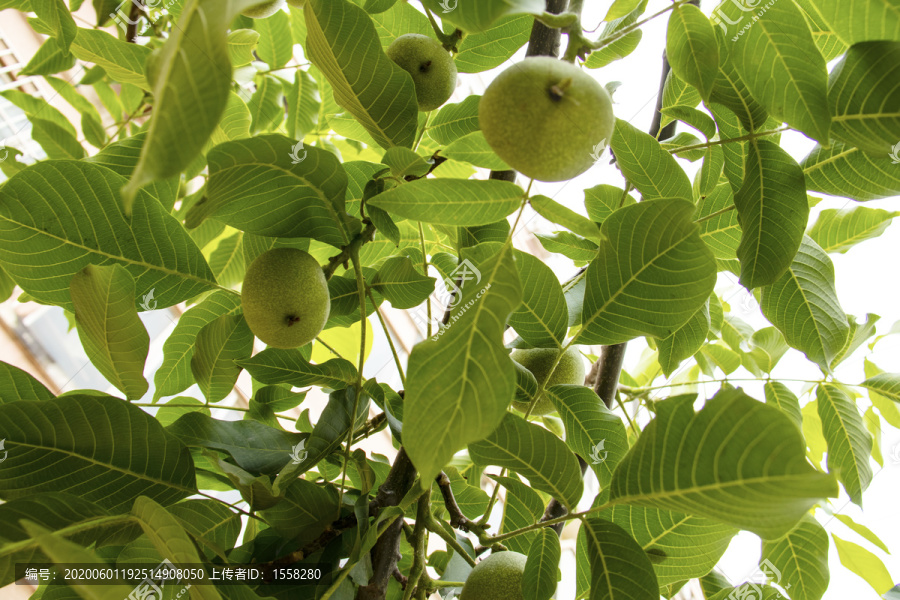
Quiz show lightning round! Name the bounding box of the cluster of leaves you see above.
[0,0,899,599]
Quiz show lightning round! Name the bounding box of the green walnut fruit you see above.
[460,551,527,600]
[242,0,285,18]
[241,248,330,349]
[387,33,458,111]
[510,346,586,415]
[479,56,615,182]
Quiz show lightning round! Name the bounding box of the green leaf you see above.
[832,534,895,594]
[828,41,900,155]
[455,15,533,73]
[658,301,710,377]
[255,8,292,69]
[0,494,125,587]
[469,412,584,509]
[273,387,368,493]
[758,236,849,370]
[816,384,873,505]
[578,198,717,345]
[285,69,321,140]
[809,207,899,253]
[581,517,659,600]
[443,131,511,171]
[260,478,340,544]
[31,118,84,159]
[227,29,260,67]
[608,389,838,538]
[801,141,900,201]
[696,178,740,260]
[239,348,357,389]
[583,184,636,224]
[832,513,890,553]
[167,412,305,475]
[32,0,76,51]
[763,381,802,429]
[546,384,628,488]
[708,103,748,194]
[522,529,560,600]
[381,147,432,179]
[861,373,900,403]
[305,0,418,149]
[20,38,76,76]
[720,0,831,143]
[604,0,642,21]
[428,95,482,145]
[709,60,769,132]
[508,250,568,348]
[405,243,522,484]
[122,0,259,213]
[70,28,151,88]
[131,497,220,597]
[154,291,242,401]
[495,474,544,555]
[663,106,717,140]
[0,161,218,312]
[20,522,136,600]
[0,395,196,512]
[420,0,543,33]
[761,514,829,600]
[369,179,524,225]
[187,135,356,247]
[86,132,181,211]
[530,195,604,243]
[248,75,284,134]
[0,361,54,403]
[808,0,900,45]
[793,0,848,61]
[597,503,737,590]
[734,139,809,289]
[371,256,436,309]
[666,4,719,100]
[534,231,598,263]
[609,119,693,201]
[744,327,789,374]
[168,499,241,559]
[71,264,150,401]
[0,88,74,135]
[191,314,254,403]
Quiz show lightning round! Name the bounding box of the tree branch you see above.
[357,447,418,600]
[125,1,144,43]
[322,221,377,280]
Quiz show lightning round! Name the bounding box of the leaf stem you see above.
[322,221,377,280]
[418,221,432,339]
[480,500,615,545]
[369,288,406,385]
[336,247,368,507]
[315,336,347,360]
[669,126,790,155]
[427,514,477,567]
[693,204,736,224]
[422,7,463,50]
[403,489,432,600]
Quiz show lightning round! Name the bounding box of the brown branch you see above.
[322,221,377,280]
[435,472,472,532]
[125,1,144,43]
[357,447,418,600]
